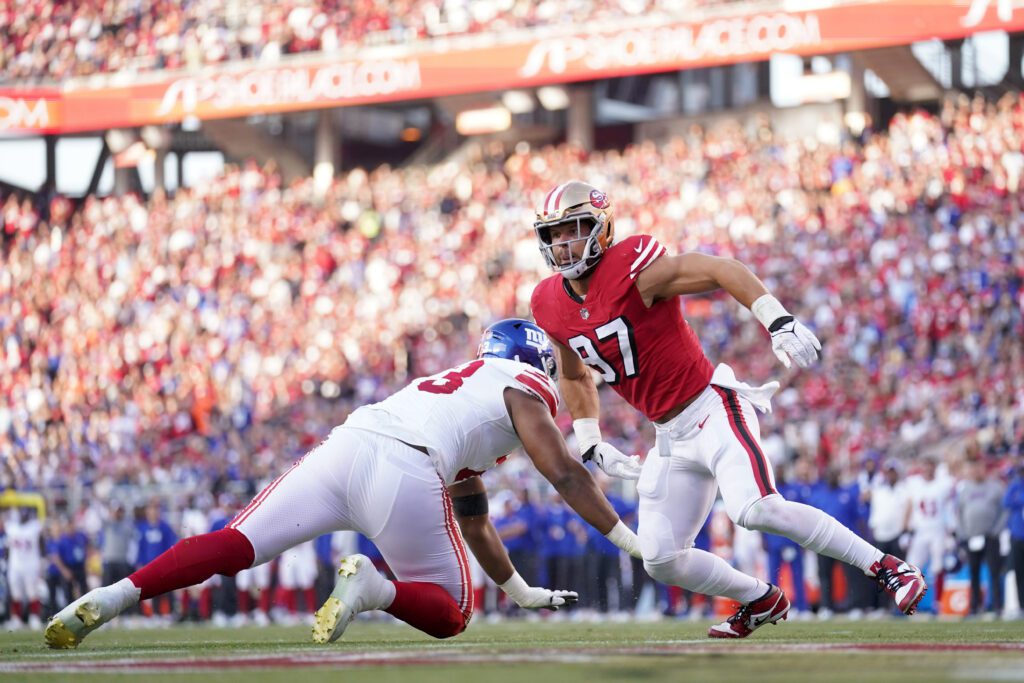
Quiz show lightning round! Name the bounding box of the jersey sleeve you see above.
[616,234,667,281]
[511,367,560,418]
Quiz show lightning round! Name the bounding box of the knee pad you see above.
[736,493,788,533]
[638,510,680,566]
[643,547,695,585]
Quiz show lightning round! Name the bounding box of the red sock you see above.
[303,588,317,613]
[129,528,255,601]
[385,581,469,639]
[284,589,297,614]
[11,601,22,621]
[934,572,945,604]
[238,591,251,614]
[180,592,191,614]
[30,600,41,616]
[258,588,271,614]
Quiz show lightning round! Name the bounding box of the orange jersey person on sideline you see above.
[44,319,641,649]
[529,181,927,638]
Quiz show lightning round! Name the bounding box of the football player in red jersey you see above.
[529,181,928,637]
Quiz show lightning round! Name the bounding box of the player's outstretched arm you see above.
[448,477,577,610]
[553,338,599,419]
[636,252,821,368]
[505,388,641,557]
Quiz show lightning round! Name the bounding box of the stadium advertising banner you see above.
[2,0,1024,134]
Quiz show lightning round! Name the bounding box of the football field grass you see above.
[1,618,1022,682]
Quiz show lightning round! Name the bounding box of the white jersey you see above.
[344,358,559,485]
[6,518,42,568]
[906,474,954,533]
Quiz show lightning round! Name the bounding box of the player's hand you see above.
[769,318,821,368]
[588,442,642,480]
[499,571,579,610]
[511,586,580,611]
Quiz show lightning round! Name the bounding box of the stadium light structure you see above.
[455,106,512,135]
[501,90,535,114]
[537,86,570,111]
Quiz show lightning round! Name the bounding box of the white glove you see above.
[591,442,642,480]
[769,318,821,369]
[574,418,641,480]
[499,572,579,610]
[605,520,643,559]
[751,294,821,369]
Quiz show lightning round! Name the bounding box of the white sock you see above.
[645,547,768,604]
[376,580,397,611]
[111,578,142,614]
[744,497,883,572]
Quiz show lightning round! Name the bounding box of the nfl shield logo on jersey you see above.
[580,307,590,319]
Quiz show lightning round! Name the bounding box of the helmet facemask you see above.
[534,211,609,280]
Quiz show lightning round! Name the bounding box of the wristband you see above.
[750,294,790,331]
[573,418,602,458]
[605,520,641,558]
[498,571,529,602]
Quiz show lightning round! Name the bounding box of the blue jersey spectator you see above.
[763,475,808,612]
[136,503,177,567]
[1003,464,1024,618]
[808,470,862,614]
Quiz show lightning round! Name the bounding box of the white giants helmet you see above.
[534,180,615,280]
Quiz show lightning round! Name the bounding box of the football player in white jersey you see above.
[6,508,45,630]
[905,458,955,606]
[45,319,641,649]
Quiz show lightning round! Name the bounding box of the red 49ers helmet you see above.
[534,180,615,280]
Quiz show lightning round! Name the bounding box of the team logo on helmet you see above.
[589,190,609,209]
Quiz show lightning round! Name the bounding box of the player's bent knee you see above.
[211,528,257,577]
[736,494,789,534]
[643,546,696,584]
[426,604,470,639]
[638,510,678,566]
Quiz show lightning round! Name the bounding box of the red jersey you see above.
[531,234,713,421]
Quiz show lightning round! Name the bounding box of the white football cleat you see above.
[312,555,389,644]
[44,587,122,649]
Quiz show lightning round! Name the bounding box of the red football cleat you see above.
[708,585,790,639]
[867,554,927,615]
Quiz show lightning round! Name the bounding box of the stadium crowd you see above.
[0,0,741,83]
[1,92,1023,626]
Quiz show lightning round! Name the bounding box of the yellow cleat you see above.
[43,617,79,650]
[311,555,387,645]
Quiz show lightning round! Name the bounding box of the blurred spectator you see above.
[808,468,862,617]
[135,501,177,618]
[56,516,89,603]
[584,474,630,613]
[0,1,740,83]
[763,464,809,616]
[867,461,910,564]
[1004,459,1024,617]
[494,489,540,588]
[99,503,135,593]
[955,457,1007,616]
